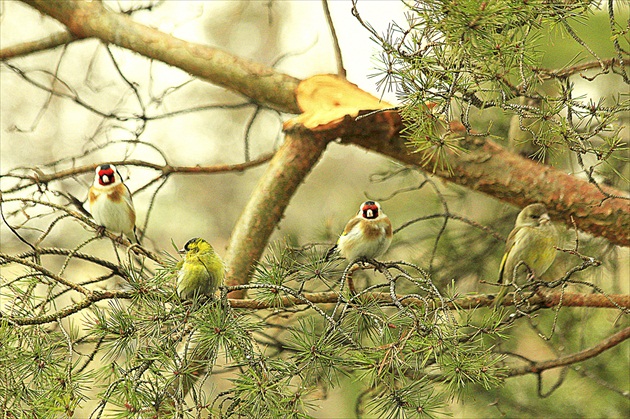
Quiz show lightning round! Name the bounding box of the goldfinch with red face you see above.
[88,164,138,242]
[327,201,393,261]
[494,203,559,307]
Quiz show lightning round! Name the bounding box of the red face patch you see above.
[362,202,379,219]
[98,167,116,186]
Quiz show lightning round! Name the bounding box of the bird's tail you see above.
[129,226,142,245]
[493,286,509,309]
[324,244,338,261]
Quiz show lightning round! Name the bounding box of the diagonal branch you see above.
[224,130,331,289]
[3,289,135,326]
[506,326,630,377]
[0,31,76,60]
[321,0,346,78]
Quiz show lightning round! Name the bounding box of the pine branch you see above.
[6,286,626,325]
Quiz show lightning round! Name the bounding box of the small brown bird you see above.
[495,203,559,307]
[327,201,393,261]
[88,164,138,242]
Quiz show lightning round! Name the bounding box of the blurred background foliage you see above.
[1,0,628,417]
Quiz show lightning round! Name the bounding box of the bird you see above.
[326,200,393,262]
[176,237,225,301]
[89,163,138,242]
[494,203,559,307]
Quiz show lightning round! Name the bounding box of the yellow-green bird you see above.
[177,237,225,301]
[494,203,559,307]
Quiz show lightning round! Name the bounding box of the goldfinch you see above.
[177,237,225,301]
[494,203,559,307]
[327,200,393,261]
[89,164,138,242]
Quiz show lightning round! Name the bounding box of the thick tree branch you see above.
[224,131,330,289]
[20,0,300,113]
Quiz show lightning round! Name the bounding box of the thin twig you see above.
[506,326,630,377]
[321,0,346,78]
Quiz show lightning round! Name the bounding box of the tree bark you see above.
[224,131,330,289]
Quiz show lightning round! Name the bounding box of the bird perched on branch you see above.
[494,203,559,307]
[326,200,393,262]
[89,163,138,243]
[177,237,225,301]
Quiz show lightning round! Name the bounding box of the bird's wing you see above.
[324,244,338,261]
[340,217,361,238]
[498,225,522,283]
[122,184,136,212]
[325,217,361,260]
[199,256,223,283]
[383,217,393,237]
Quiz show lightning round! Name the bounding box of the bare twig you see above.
[2,154,274,194]
[506,326,630,377]
[321,0,346,78]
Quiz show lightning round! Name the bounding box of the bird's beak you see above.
[178,248,186,254]
[540,214,551,224]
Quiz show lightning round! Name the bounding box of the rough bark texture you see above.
[345,117,630,246]
[223,131,331,289]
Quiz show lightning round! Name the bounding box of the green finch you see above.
[326,200,393,261]
[177,237,225,301]
[494,203,559,307]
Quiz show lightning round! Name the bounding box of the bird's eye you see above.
[184,238,200,251]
